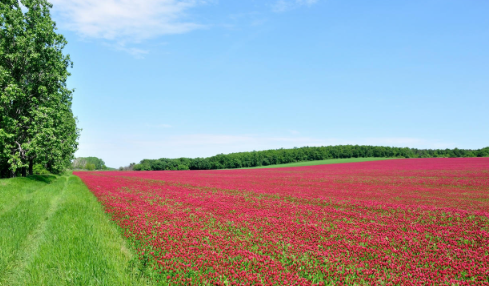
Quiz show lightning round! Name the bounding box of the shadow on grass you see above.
[27,174,57,184]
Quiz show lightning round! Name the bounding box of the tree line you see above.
[1,0,79,178]
[132,145,489,171]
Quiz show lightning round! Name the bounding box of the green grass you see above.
[0,172,152,286]
[239,157,395,169]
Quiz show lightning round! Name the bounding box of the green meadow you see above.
[0,173,152,286]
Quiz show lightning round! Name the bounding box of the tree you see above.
[72,157,107,170]
[85,163,95,171]
[478,147,489,157]
[0,0,79,177]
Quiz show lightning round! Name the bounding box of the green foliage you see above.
[0,174,153,285]
[32,163,50,175]
[177,164,190,170]
[84,163,95,171]
[72,157,107,170]
[133,162,152,171]
[477,147,489,157]
[133,145,489,171]
[0,0,79,178]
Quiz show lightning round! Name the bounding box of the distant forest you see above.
[132,145,489,171]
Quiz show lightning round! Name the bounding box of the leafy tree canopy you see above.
[0,0,79,178]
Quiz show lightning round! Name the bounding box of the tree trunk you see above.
[29,160,33,176]
[22,167,27,177]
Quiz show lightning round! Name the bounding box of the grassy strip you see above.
[0,173,152,286]
[0,176,60,282]
[238,157,394,169]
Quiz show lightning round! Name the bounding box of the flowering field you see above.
[74,158,489,285]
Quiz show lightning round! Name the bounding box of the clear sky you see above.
[48,0,489,168]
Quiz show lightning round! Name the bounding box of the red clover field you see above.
[75,158,489,285]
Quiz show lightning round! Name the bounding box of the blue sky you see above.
[48,0,489,168]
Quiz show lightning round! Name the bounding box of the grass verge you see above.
[239,157,394,169]
[0,172,152,286]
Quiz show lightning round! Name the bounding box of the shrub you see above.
[33,164,51,175]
